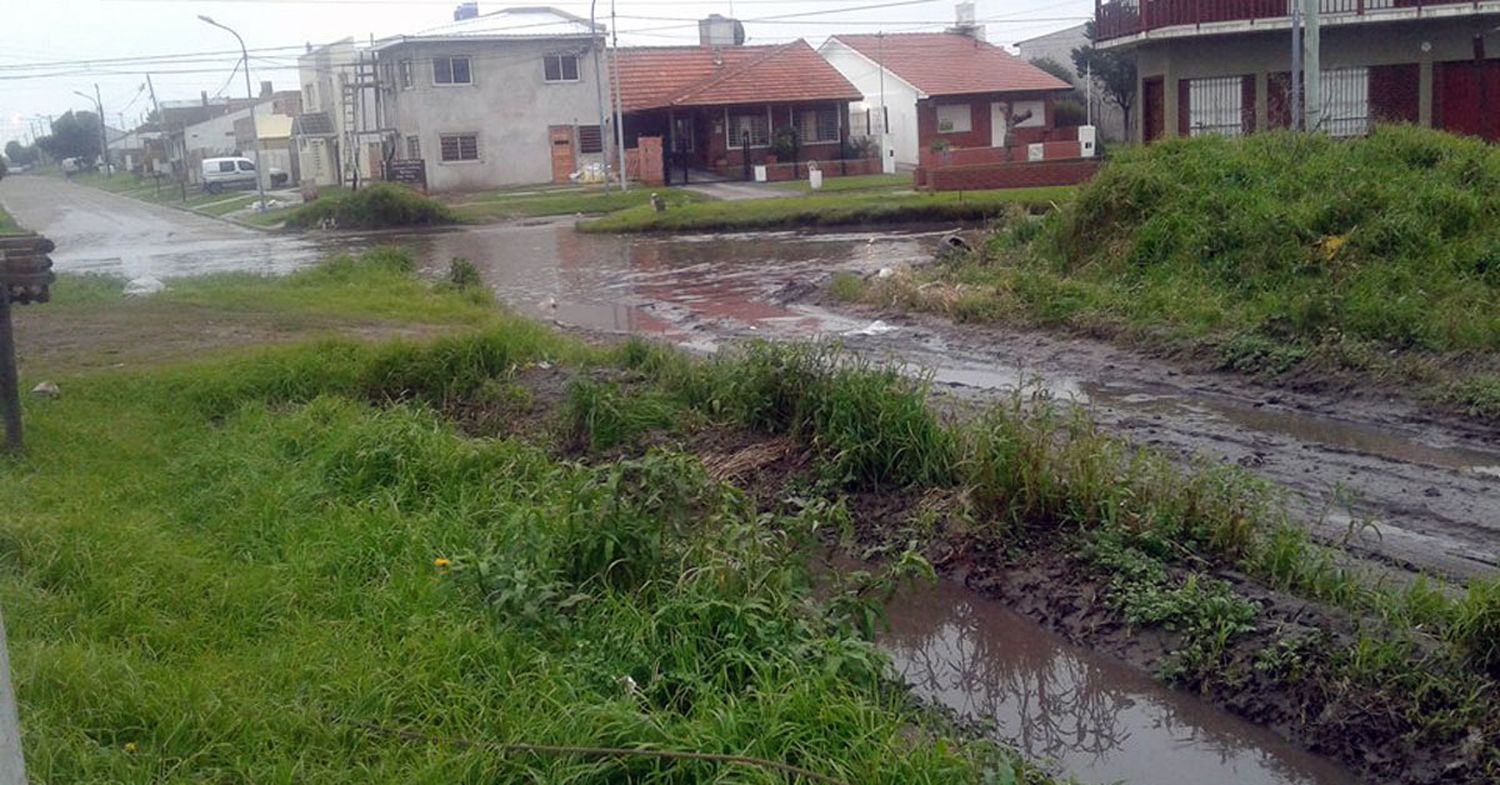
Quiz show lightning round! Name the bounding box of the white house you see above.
[368,6,611,192]
[179,87,300,185]
[816,36,920,172]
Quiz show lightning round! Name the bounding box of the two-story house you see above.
[1094,0,1500,142]
[371,6,609,192]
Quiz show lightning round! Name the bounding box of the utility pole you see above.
[1302,0,1322,131]
[145,74,167,178]
[1290,2,1302,130]
[198,15,268,211]
[878,31,891,174]
[590,0,611,191]
[0,601,25,785]
[610,0,627,192]
[95,85,112,175]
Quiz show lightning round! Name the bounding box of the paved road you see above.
[0,175,333,278]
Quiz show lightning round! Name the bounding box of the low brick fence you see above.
[920,159,1102,192]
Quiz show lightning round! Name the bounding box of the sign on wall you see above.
[385,159,427,191]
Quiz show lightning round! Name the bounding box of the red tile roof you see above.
[830,33,1072,97]
[615,40,861,112]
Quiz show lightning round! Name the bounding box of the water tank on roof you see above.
[699,14,746,47]
[453,2,478,21]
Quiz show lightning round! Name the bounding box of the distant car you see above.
[200,156,258,194]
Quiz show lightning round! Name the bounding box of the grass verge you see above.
[284,183,458,230]
[449,186,706,222]
[580,187,1075,233]
[2,254,1051,785]
[847,127,1500,420]
[0,202,20,234]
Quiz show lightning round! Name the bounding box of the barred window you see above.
[578,125,603,154]
[1187,76,1244,137]
[439,133,479,162]
[796,107,840,143]
[400,60,414,89]
[544,53,580,82]
[728,110,770,147]
[1319,67,1370,138]
[405,135,421,160]
[433,55,472,85]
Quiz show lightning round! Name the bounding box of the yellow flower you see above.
[124,742,138,753]
[433,558,452,569]
[1317,233,1348,261]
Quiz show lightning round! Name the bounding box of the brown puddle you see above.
[879,576,1362,785]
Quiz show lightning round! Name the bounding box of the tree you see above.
[36,110,101,163]
[1072,21,1137,139]
[1030,57,1087,128]
[4,141,38,167]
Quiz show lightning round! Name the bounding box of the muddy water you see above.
[880,577,1361,785]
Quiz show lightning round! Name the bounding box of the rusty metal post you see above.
[0,260,19,454]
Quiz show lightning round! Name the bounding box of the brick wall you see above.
[627,136,665,186]
[921,159,1102,191]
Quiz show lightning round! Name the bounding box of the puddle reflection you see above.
[881,578,1361,785]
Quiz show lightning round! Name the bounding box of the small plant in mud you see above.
[446,256,482,288]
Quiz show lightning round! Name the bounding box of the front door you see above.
[1143,77,1165,143]
[548,126,576,183]
[990,102,1008,147]
[1437,59,1500,141]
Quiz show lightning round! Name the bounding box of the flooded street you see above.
[880,577,1358,785]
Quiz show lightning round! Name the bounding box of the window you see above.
[400,60,414,89]
[935,103,972,133]
[796,107,840,143]
[237,160,256,172]
[439,133,479,162]
[406,135,421,160]
[544,53,580,82]
[217,161,235,173]
[578,125,603,154]
[433,56,472,85]
[727,109,770,147]
[1186,76,1244,137]
[1319,67,1370,138]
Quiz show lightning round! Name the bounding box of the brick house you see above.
[1094,0,1500,142]
[614,39,865,181]
[819,31,1075,170]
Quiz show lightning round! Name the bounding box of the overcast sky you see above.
[0,0,1096,147]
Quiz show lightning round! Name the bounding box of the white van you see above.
[200,157,258,193]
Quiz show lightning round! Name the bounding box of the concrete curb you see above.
[65,177,289,234]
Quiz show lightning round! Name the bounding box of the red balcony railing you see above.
[1095,0,1475,41]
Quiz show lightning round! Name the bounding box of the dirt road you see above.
[5,177,1497,581]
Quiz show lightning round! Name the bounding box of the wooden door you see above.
[1437,60,1500,141]
[1143,77,1165,143]
[548,126,576,183]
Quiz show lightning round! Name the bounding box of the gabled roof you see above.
[615,40,862,112]
[828,32,1071,97]
[373,6,599,50]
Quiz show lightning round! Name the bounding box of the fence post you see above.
[0,257,19,455]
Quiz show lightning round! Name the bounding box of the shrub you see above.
[283,183,458,230]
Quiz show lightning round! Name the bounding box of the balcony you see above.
[1095,0,1495,43]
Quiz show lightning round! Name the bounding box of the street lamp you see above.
[72,88,111,176]
[197,14,267,210]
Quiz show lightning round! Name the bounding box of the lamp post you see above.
[197,14,267,210]
[72,89,111,176]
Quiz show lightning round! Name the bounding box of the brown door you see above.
[548,126,576,183]
[1143,77,1165,143]
[1436,60,1500,141]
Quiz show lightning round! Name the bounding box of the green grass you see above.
[5,257,1053,785]
[0,203,20,234]
[773,173,913,194]
[284,183,458,230]
[452,187,705,222]
[580,187,1075,233]
[858,127,1500,417]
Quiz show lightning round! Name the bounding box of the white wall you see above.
[381,38,606,191]
[182,97,294,185]
[818,39,922,169]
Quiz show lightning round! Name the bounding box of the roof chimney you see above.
[698,14,745,47]
[259,81,273,98]
[947,1,985,40]
[453,1,478,21]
